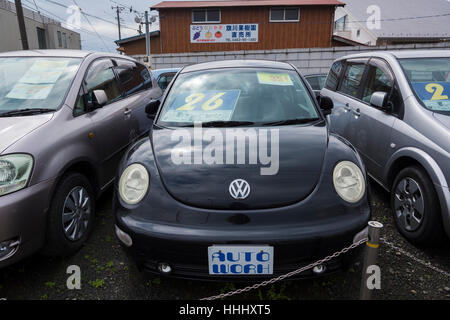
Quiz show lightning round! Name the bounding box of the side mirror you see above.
[318,96,334,116]
[370,92,391,112]
[145,99,160,119]
[92,90,108,107]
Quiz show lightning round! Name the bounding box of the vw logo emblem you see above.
[229,179,250,200]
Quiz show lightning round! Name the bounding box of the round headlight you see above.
[333,161,365,203]
[118,163,149,205]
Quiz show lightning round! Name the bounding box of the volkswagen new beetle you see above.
[113,60,371,280]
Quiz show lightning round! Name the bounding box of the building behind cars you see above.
[0,0,81,52]
[116,0,345,55]
[334,0,450,46]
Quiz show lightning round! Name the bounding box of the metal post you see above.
[145,11,150,57]
[360,221,383,300]
[14,0,28,50]
[116,6,122,40]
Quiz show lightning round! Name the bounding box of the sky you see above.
[20,0,170,52]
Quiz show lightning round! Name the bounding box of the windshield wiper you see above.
[0,108,56,117]
[262,118,321,126]
[179,121,255,127]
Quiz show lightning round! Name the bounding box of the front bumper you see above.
[116,212,369,281]
[0,179,54,268]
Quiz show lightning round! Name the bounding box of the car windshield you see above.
[0,57,82,116]
[399,57,450,115]
[157,68,320,127]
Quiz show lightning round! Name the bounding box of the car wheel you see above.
[391,166,445,245]
[42,172,95,256]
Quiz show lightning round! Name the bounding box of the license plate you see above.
[208,245,274,275]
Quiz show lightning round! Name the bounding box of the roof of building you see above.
[152,0,345,9]
[340,0,450,39]
[181,59,295,73]
[114,31,160,45]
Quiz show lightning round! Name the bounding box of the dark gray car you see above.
[322,50,450,245]
[0,50,161,267]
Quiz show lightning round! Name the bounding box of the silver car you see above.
[0,50,161,267]
[321,50,450,245]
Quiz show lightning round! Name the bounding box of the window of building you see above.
[334,15,347,32]
[63,33,67,48]
[270,8,300,22]
[37,27,46,49]
[357,29,361,37]
[192,8,221,23]
[57,31,62,47]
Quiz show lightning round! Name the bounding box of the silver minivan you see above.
[322,50,450,245]
[0,50,161,268]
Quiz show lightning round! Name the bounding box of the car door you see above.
[83,58,132,184]
[346,58,401,180]
[113,59,161,140]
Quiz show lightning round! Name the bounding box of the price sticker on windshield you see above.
[412,82,450,111]
[257,72,293,86]
[161,89,241,122]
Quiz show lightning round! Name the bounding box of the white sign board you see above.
[190,24,258,43]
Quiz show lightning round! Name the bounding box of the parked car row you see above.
[0,49,448,281]
[322,50,450,245]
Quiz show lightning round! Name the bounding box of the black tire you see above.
[390,166,446,245]
[42,172,95,256]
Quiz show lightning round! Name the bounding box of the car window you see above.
[0,57,82,115]
[339,62,366,98]
[325,61,343,91]
[158,68,320,126]
[158,72,176,90]
[362,64,393,103]
[399,57,450,114]
[74,88,86,116]
[114,60,152,96]
[306,75,326,91]
[85,59,121,104]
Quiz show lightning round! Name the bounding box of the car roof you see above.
[337,49,450,61]
[0,49,134,61]
[181,60,295,73]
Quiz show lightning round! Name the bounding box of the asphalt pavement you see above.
[0,180,449,300]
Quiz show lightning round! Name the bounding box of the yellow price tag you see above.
[257,72,293,86]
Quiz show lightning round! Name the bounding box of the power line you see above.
[22,0,116,51]
[41,0,138,31]
[71,0,112,52]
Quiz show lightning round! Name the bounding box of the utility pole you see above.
[111,5,125,40]
[145,11,150,57]
[14,0,29,50]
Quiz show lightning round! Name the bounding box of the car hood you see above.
[433,112,450,130]
[0,113,54,154]
[152,122,328,210]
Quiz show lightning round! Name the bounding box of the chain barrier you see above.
[200,237,367,301]
[380,237,450,278]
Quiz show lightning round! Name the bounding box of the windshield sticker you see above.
[412,82,450,111]
[18,59,70,84]
[257,72,293,86]
[6,83,54,100]
[161,89,241,123]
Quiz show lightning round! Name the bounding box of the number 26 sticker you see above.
[172,90,240,111]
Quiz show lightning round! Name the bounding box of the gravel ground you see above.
[0,180,449,300]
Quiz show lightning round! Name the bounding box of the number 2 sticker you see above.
[425,83,449,101]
